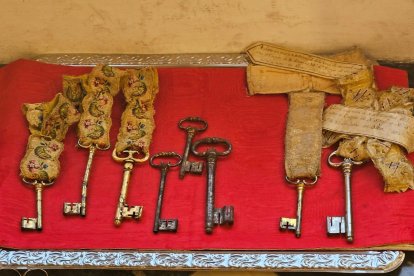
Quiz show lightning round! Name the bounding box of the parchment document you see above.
[323,104,414,153]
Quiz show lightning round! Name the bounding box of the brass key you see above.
[178,117,208,178]
[112,149,149,226]
[21,179,54,231]
[327,150,364,243]
[150,152,182,233]
[63,141,109,216]
[192,137,233,234]
[280,176,317,238]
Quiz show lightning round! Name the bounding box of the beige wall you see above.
[1,0,414,64]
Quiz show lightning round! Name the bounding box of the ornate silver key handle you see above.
[192,137,233,234]
[280,176,317,238]
[178,117,208,178]
[112,149,149,226]
[327,150,364,243]
[63,141,110,217]
[21,179,54,231]
[150,152,182,233]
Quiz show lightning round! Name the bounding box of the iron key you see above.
[150,152,182,233]
[280,176,317,238]
[178,117,208,178]
[327,150,363,243]
[192,137,233,234]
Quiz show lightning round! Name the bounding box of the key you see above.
[112,149,149,226]
[63,141,109,216]
[21,179,54,231]
[178,117,208,178]
[280,176,317,238]
[192,137,233,234]
[326,150,364,243]
[150,152,182,233]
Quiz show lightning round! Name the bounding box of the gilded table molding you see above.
[0,249,405,273]
[0,53,401,272]
[35,53,249,67]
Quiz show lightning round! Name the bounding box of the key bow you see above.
[112,149,149,163]
[178,116,208,133]
[150,151,182,169]
[192,137,232,157]
[328,150,365,168]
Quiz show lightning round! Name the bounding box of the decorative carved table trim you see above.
[36,53,249,67]
[0,249,405,273]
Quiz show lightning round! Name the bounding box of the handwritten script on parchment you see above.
[323,105,414,153]
[246,42,367,79]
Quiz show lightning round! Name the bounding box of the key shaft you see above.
[180,129,196,178]
[153,165,169,232]
[342,158,354,242]
[205,151,217,233]
[294,182,305,238]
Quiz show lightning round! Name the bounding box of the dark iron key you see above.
[192,137,233,234]
[150,152,182,233]
[178,117,208,178]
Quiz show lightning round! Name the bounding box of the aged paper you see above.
[246,42,368,79]
[323,104,414,153]
[247,65,340,95]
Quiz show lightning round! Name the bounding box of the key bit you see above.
[157,219,178,232]
[120,205,143,220]
[178,117,208,178]
[192,137,233,234]
[182,160,203,175]
[21,218,38,230]
[280,217,297,231]
[150,152,182,233]
[113,149,148,226]
[63,203,82,215]
[213,206,234,225]
[327,216,346,234]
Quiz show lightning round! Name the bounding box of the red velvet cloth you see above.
[0,59,413,250]
[374,65,409,90]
